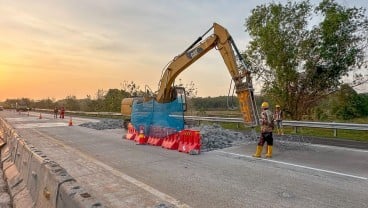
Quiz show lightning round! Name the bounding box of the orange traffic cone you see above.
[39,113,42,119]
[68,117,73,126]
[135,126,147,145]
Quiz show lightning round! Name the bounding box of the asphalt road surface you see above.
[1,110,368,208]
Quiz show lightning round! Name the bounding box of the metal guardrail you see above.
[183,116,368,137]
[184,116,368,130]
[35,109,368,136]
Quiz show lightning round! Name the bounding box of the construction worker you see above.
[252,102,274,158]
[60,106,65,119]
[274,105,284,135]
[53,107,59,119]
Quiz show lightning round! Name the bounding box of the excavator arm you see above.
[156,23,258,125]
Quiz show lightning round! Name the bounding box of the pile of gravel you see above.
[79,119,123,130]
[193,124,312,152]
[154,203,175,208]
[192,124,258,152]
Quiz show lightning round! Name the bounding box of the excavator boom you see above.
[157,23,244,102]
[156,23,258,125]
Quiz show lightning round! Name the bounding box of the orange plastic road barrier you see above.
[178,130,201,155]
[134,126,147,145]
[68,117,73,126]
[125,123,137,140]
[161,133,180,150]
[147,136,163,146]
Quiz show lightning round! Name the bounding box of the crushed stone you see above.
[190,124,258,152]
[79,119,123,130]
[154,203,175,208]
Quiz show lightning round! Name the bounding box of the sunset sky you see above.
[0,0,367,101]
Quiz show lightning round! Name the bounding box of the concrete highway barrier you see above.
[0,116,104,208]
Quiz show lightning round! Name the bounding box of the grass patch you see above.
[204,122,368,142]
[285,127,368,142]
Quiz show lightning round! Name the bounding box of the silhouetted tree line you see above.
[191,96,238,110]
[1,89,130,112]
[1,85,367,121]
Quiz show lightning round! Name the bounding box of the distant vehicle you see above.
[16,106,31,112]
[0,106,4,111]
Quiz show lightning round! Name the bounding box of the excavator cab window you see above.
[174,86,187,112]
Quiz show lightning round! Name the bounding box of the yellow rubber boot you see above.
[263,145,268,154]
[252,145,263,158]
[265,146,273,158]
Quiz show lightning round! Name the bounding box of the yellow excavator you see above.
[121,23,259,129]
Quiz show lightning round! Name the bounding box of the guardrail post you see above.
[294,126,298,133]
[333,128,337,137]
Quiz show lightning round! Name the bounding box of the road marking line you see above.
[6,117,48,121]
[14,123,68,128]
[215,150,368,181]
[308,143,368,153]
[32,129,191,208]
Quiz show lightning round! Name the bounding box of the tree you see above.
[4,98,32,109]
[104,89,130,112]
[360,93,368,117]
[192,96,234,110]
[95,89,106,100]
[34,98,55,109]
[330,84,358,119]
[245,0,368,119]
[59,95,80,111]
[176,79,198,98]
[121,81,141,97]
[329,85,368,119]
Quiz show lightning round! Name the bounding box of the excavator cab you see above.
[173,86,187,112]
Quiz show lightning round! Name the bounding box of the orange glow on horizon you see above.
[0,1,262,102]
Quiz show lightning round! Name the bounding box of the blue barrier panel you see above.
[131,98,184,135]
